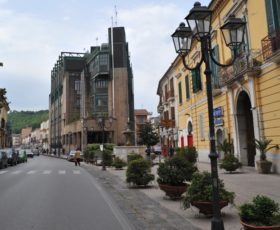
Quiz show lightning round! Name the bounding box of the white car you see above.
[25,149,34,158]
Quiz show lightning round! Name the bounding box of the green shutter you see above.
[191,70,197,93]
[266,0,276,33]
[211,45,220,88]
[178,82,182,104]
[185,75,190,99]
[196,68,202,91]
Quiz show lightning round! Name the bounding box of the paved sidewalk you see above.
[88,160,280,230]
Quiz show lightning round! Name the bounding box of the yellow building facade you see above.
[159,0,280,172]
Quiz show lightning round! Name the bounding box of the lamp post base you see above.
[211,218,224,230]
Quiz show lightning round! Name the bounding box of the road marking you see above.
[11,170,22,174]
[73,170,81,174]
[42,170,52,174]
[58,170,66,174]
[27,170,36,174]
[0,170,8,174]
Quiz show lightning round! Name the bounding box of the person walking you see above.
[74,148,81,166]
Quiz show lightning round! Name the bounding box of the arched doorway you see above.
[236,91,256,166]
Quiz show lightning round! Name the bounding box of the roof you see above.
[134,109,150,116]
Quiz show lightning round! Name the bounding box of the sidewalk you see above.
[103,160,280,230]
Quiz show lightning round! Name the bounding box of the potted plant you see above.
[254,139,279,174]
[126,158,154,187]
[113,156,126,170]
[239,195,280,229]
[157,155,197,199]
[218,139,242,173]
[182,171,235,215]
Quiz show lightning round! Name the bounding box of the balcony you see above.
[164,90,175,103]
[160,119,175,128]
[219,49,262,86]
[261,29,280,63]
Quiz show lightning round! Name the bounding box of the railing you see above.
[261,29,280,60]
[164,90,175,102]
[219,49,262,86]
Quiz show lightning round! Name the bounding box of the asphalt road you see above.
[0,156,133,230]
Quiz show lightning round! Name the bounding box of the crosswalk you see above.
[0,169,82,175]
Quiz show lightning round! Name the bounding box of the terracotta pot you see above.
[256,160,272,174]
[158,183,187,199]
[240,220,280,230]
[190,200,229,215]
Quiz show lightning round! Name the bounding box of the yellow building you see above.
[158,0,280,172]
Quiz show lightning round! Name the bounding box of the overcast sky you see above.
[0,0,210,115]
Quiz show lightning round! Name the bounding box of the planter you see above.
[241,220,280,230]
[190,200,229,215]
[158,183,187,199]
[256,160,272,174]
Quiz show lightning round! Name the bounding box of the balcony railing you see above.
[164,90,175,102]
[262,29,280,61]
[219,49,262,86]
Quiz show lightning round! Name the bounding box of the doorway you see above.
[236,91,256,166]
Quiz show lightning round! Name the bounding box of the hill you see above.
[8,110,49,134]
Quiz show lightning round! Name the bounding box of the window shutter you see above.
[185,75,190,99]
[191,70,197,93]
[178,82,182,104]
[266,0,275,33]
[196,68,202,91]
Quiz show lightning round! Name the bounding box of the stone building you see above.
[49,27,134,154]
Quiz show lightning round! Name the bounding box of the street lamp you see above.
[172,2,246,230]
[97,116,113,171]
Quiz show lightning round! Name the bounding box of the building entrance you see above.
[236,91,256,166]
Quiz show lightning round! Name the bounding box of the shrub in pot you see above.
[218,139,242,173]
[239,195,280,229]
[182,171,235,215]
[175,146,198,164]
[254,139,279,174]
[113,157,126,169]
[127,153,143,163]
[102,149,113,167]
[157,156,197,199]
[126,158,154,187]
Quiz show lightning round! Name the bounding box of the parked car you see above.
[0,151,8,169]
[67,150,83,162]
[32,148,40,156]
[4,148,18,166]
[18,149,28,163]
[25,149,34,158]
[152,145,162,155]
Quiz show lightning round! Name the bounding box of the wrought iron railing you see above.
[219,49,262,86]
[261,29,280,60]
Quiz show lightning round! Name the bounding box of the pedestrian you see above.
[145,146,151,161]
[74,148,81,166]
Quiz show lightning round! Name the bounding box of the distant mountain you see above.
[8,110,49,134]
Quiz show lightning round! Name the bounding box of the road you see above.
[0,156,133,230]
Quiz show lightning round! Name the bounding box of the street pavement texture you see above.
[0,156,133,230]
[84,163,199,230]
[83,159,280,230]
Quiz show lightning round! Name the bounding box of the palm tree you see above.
[254,139,278,161]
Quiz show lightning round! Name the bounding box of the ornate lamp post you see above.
[171,2,246,230]
[97,116,113,171]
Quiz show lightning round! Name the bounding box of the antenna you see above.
[96,37,98,46]
[114,5,118,26]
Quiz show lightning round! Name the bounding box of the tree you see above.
[138,122,159,148]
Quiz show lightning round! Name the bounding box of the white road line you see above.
[11,170,22,175]
[58,170,66,174]
[73,170,81,174]
[0,170,8,174]
[42,170,52,174]
[27,170,36,174]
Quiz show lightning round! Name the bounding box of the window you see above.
[178,82,182,104]
[74,80,81,94]
[191,68,202,93]
[265,0,280,33]
[95,79,108,88]
[210,45,220,89]
[198,113,205,140]
[185,75,190,99]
